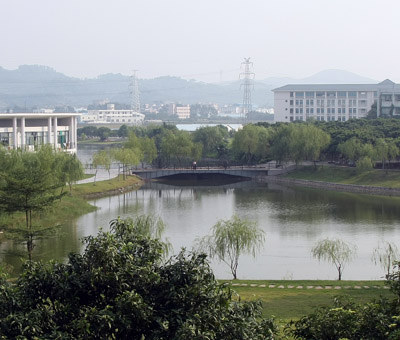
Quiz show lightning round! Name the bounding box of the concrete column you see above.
[69,116,74,149]
[74,116,78,148]
[21,117,25,149]
[48,117,52,144]
[53,117,58,149]
[12,117,18,149]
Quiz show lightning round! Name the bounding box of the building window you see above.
[305,91,315,98]
[316,91,325,98]
[295,92,304,98]
[359,91,367,98]
[348,91,357,97]
[337,91,346,98]
[290,92,294,97]
[295,99,303,106]
[327,92,336,98]
[383,94,392,101]
[348,99,356,107]
[290,108,293,113]
[0,132,10,146]
[290,100,294,105]
[359,100,367,107]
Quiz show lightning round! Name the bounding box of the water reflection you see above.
[2,180,400,280]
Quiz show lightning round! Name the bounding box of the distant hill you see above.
[260,69,377,87]
[0,65,379,110]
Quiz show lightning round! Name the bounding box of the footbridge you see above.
[131,166,288,180]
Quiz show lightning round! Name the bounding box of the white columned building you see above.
[0,113,80,153]
[273,79,400,123]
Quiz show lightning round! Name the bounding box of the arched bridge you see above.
[131,166,287,180]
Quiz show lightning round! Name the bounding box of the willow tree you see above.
[111,147,141,179]
[197,215,265,279]
[372,241,399,277]
[92,150,112,183]
[312,238,357,280]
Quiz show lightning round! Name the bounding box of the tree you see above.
[197,215,265,279]
[111,147,141,179]
[372,241,399,277]
[301,125,331,168]
[161,131,202,167]
[118,124,129,137]
[311,238,357,280]
[0,218,276,339]
[231,124,271,164]
[92,150,112,183]
[0,149,66,261]
[192,125,228,157]
[139,136,157,167]
[59,153,84,192]
[97,126,111,141]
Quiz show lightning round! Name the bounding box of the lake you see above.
[3,177,400,280]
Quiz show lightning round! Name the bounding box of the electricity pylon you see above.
[129,70,141,113]
[239,58,255,122]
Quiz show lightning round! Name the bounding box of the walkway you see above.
[229,282,389,290]
[76,168,120,184]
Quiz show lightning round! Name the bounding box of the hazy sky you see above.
[2,0,400,82]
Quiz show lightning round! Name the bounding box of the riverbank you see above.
[0,175,143,236]
[72,174,142,199]
[262,166,400,196]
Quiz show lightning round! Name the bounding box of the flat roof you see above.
[0,113,81,119]
[273,80,400,92]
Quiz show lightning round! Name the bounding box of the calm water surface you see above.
[3,178,400,280]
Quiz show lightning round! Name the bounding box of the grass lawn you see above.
[77,139,124,145]
[224,279,394,324]
[284,165,400,188]
[71,175,142,197]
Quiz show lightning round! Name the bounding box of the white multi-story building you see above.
[0,113,80,153]
[273,79,400,122]
[81,104,145,125]
[175,105,191,119]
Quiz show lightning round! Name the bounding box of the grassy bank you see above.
[227,279,394,322]
[71,175,142,198]
[284,165,400,188]
[1,175,143,233]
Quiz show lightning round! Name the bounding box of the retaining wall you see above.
[258,176,400,197]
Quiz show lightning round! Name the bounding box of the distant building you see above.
[273,79,400,122]
[80,103,145,125]
[0,113,80,153]
[175,105,191,119]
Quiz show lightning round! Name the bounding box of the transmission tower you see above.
[239,58,255,122]
[129,70,141,113]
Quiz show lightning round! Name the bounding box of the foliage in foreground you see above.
[286,263,400,340]
[0,218,276,339]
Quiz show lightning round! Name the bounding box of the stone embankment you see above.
[259,176,400,197]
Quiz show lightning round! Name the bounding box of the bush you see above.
[356,156,373,173]
[286,270,400,340]
[0,218,276,339]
